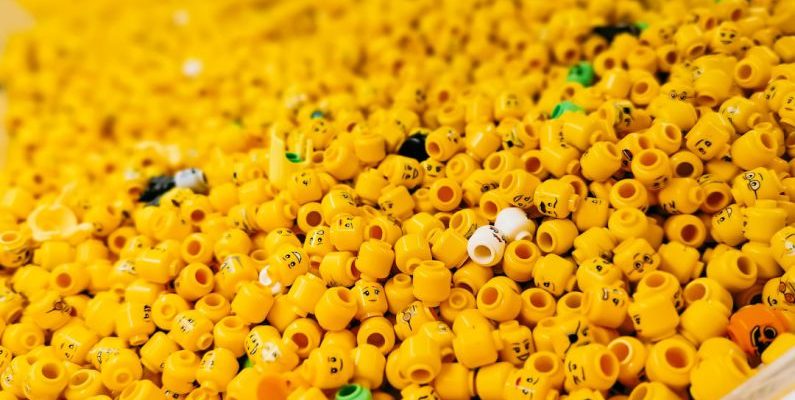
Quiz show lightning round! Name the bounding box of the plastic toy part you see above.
[2,0,795,399]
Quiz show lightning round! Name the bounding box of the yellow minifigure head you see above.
[353,280,388,320]
[498,320,534,365]
[764,80,795,111]
[0,230,32,268]
[762,278,795,311]
[305,118,335,149]
[731,168,786,206]
[576,256,624,292]
[551,314,595,357]
[420,159,445,184]
[301,345,354,389]
[265,244,309,289]
[245,326,299,372]
[640,21,676,47]
[613,238,660,282]
[711,22,742,54]
[504,369,557,400]
[401,384,441,400]
[533,180,580,219]
[779,92,795,129]
[771,226,795,271]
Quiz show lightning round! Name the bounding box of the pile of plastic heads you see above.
[1,0,795,399]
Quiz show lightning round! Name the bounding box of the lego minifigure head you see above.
[727,304,789,356]
[613,238,661,283]
[779,92,795,129]
[174,168,209,194]
[499,119,537,153]
[267,245,309,287]
[533,180,579,218]
[764,80,795,111]
[303,345,354,389]
[0,230,32,268]
[640,22,676,47]
[499,321,534,365]
[771,226,795,271]
[551,315,594,357]
[353,280,388,320]
[576,257,623,292]
[714,203,739,225]
[401,384,441,400]
[762,278,795,311]
[421,159,445,184]
[245,326,299,372]
[731,168,786,206]
[504,369,557,400]
[711,22,742,54]
[661,81,696,103]
[306,118,335,149]
[597,100,641,134]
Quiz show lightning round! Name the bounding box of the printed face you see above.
[360,284,381,302]
[630,252,657,276]
[780,94,795,120]
[295,171,313,187]
[394,159,422,187]
[510,338,533,363]
[655,24,675,43]
[750,324,778,356]
[260,341,282,363]
[306,228,328,249]
[717,24,739,45]
[336,215,356,230]
[0,233,31,268]
[712,23,741,53]
[613,101,635,130]
[175,316,195,333]
[421,159,444,180]
[398,303,418,331]
[535,193,560,217]
[558,317,592,354]
[600,286,627,308]
[741,171,762,199]
[501,123,527,150]
[506,369,545,399]
[511,193,533,209]
[407,386,441,400]
[714,204,736,224]
[278,249,304,269]
[47,298,73,316]
[537,276,557,293]
[650,175,669,190]
[443,127,461,145]
[586,257,616,274]
[57,339,78,361]
[763,278,795,308]
[663,81,695,102]
[566,358,587,387]
[325,350,344,375]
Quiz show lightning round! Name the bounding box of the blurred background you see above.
[0,0,31,168]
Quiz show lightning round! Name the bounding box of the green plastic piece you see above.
[635,21,649,31]
[566,62,595,87]
[336,384,373,400]
[285,152,302,163]
[550,101,584,119]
